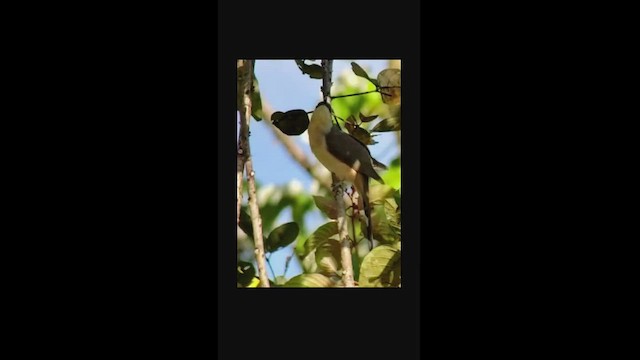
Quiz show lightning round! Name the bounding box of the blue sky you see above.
[238,60,399,280]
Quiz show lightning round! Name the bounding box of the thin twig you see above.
[266,255,276,281]
[283,254,293,277]
[330,87,399,100]
[330,89,379,99]
[322,59,355,288]
[237,59,270,287]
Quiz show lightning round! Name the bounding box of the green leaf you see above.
[351,62,371,81]
[266,222,299,253]
[292,196,314,236]
[251,75,263,121]
[359,245,401,287]
[349,126,377,145]
[351,62,379,87]
[369,184,396,205]
[371,116,401,132]
[275,276,288,286]
[352,247,362,280]
[359,112,378,123]
[284,273,334,288]
[237,261,256,287]
[313,195,339,219]
[301,251,318,273]
[316,239,341,276]
[304,221,338,256]
[272,109,310,135]
[238,207,254,239]
[246,277,260,288]
[370,204,399,244]
[258,188,294,233]
[384,198,401,233]
[381,161,400,190]
[305,64,324,79]
[294,59,324,79]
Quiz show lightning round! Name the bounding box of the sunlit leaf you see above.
[370,204,399,244]
[284,273,334,288]
[384,198,401,232]
[359,245,401,287]
[266,222,299,253]
[359,112,378,123]
[272,109,309,135]
[313,195,339,219]
[371,116,401,132]
[304,221,338,256]
[377,68,401,105]
[369,184,396,205]
[246,277,260,288]
[316,239,341,276]
[381,158,401,190]
[275,276,288,286]
[301,251,318,273]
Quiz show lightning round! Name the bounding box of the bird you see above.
[307,101,386,249]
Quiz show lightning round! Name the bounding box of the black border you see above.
[220,1,420,359]
[35,1,609,355]
[30,1,605,355]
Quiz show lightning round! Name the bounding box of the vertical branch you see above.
[237,59,270,287]
[321,59,355,288]
[388,59,401,149]
[237,61,247,226]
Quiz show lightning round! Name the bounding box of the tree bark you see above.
[237,59,270,287]
[321,59,355,288]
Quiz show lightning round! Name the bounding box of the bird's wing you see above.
[325,126,384,183]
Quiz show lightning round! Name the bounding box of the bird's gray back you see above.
[325,126,383,182]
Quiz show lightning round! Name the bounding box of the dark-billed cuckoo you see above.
[308,101,386,249]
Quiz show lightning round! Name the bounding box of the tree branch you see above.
[389,59,402,148]
[237,59,270,287]
[237,62,247,226]
[322,59,355,288]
